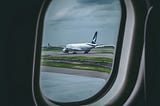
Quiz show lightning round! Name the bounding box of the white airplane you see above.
[63,31,98,54]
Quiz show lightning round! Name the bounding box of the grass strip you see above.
[42,61,111,73]
[42,55,113,63]
[92,47,114,54]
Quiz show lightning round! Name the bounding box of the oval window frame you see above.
[32,0,127,105]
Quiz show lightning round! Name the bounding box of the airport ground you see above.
[41,47,114,58]
[41,47,114,73]
[40,71,108,102]
[40,47,114,102]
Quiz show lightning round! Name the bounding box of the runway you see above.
[40,72,107,103]
[40,49,112,102]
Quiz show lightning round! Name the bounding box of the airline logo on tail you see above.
[91,31,97,44]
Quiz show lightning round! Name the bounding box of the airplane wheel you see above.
[64,50,69,53]
[84,51,89,54]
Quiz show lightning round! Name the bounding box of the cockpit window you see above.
[40,0,121,103]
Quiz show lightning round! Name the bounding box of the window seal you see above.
[32,0,126,106]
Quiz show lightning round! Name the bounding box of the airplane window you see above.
[39,0,121,103]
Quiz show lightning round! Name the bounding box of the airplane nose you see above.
[63,48,66,52]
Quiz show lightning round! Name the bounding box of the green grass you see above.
[42,61,111,73]
[42,55,113,63]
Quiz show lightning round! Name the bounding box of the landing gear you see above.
[84,50,90,54]
[73,52,77,54]
[63,48,69,53]
[65,50,69,53]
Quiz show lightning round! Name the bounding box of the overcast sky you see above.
[42,0,121,47]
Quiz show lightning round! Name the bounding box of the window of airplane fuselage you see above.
[40,0,121,103]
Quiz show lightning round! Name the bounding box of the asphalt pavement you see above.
[40,50,111,103]
[41,66,109,80]
[40,72,107,103]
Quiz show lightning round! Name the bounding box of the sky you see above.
[42,0,121,47]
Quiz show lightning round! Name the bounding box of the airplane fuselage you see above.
[63,43,97,53]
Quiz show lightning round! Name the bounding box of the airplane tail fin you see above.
[91,31,97,44]
[47,43,52,48]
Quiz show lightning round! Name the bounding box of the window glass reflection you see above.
[40,0,121,103]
